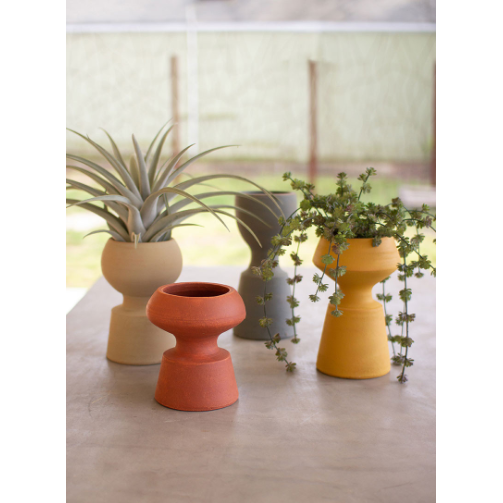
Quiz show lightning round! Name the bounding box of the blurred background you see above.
[66,0,436,311]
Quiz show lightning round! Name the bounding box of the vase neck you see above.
[337,274,380,309]
[172,333,221,359]
[122,295,149,310]
[338,284,375,309]
[249,247,270,267]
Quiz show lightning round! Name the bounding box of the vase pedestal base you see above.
[316,302,391,379]
[106,296,176,365]
[155,348,239,411]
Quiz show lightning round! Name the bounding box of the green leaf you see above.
[275,348,288,361]
[145,120,172,162]
[153,144,195,191]
[400,337,414,348]
[391,355,404,366]
[141,186,230,232]
[209,208,263,247]
[172,173,286,215]
[83,229,125,242]
[129,156,140,188]
[66,198,129,241]
[66,155,142,207]
[259,317,273,328]
[148,124,175,186]
[321,254,335,265]
[67,194,146,236]
[131,134,151,199]
[67,129,141,200]
[66,179,129,222]
[403,358,414,368]
[100,128,127,169]
[142,208,209,241]
[67,194,138,213]
[151,223,203,242]
[66,166,119,195]
[169,190,278,221]
[66,179,104,198]
[165,145,238,186]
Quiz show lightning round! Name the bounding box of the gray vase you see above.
[234,191,298,340]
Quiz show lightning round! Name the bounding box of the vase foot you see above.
[316,302,391,379]
[316,368,390,380]
[155,348,239,411]
[106,302,176,365]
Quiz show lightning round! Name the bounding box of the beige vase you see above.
[101,238,183,365]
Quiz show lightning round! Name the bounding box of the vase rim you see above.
[160,282,232,299]
[320,236,396,242]
[106,238,174,245]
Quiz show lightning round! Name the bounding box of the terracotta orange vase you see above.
[313,237,399,379]
[147,282,246,411]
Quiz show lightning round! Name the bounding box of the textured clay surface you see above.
[313,237,400,378]
[147,282,245,411]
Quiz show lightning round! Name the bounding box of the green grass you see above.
[67,229,109,287]
[66,174,435,288]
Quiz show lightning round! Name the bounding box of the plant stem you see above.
[399,254,410,382]
[261,211,318,369]
[372,221,436,276]
[284,174,329,220]
[332,254,341,308]
[357,172,372,201]
[312,239,332,298]
[382,280,396,356]
[290,239,302,341]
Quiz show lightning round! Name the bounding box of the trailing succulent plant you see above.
[66,123,279,245]
[253,169,436,383]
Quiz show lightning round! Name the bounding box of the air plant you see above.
[66,123,279,244]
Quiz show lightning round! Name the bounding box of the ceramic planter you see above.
[101,238,183,365]
[313,237,399,379]
[147,282,245,411]
[234,191,298,340]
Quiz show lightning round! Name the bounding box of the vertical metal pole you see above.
[431,62,436,187]
[170,55,180,157]
[309,60,318,185]
[186,5,199,154]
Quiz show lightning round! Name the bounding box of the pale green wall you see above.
[67,31,435,162]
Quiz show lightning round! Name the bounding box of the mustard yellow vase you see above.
[313,237,399,379]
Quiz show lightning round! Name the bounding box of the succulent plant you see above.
[254,169,436,382]
[66,123,279,244]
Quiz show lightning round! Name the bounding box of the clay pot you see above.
[313,237,400,379]
[234,191,298,340]
[147,282,245,411]
[101,238,183,365]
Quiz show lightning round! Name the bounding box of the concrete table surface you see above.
[67,266,436,503]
